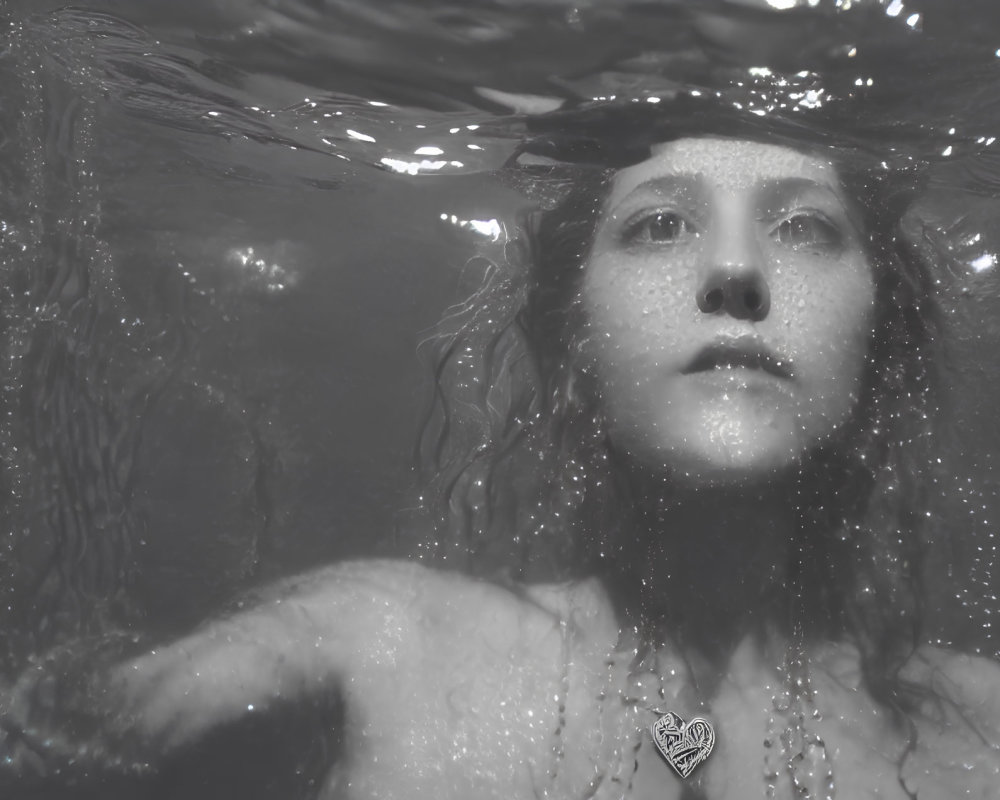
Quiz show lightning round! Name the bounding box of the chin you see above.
[632,432,808,488]
[669,455,801,489]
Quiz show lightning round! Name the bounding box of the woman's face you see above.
[581,137,875,483]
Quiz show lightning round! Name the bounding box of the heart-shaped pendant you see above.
[650,711,716,779]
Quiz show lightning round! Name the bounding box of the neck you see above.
[616,468,799,669]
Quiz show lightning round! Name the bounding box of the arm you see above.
[3,559,622,800]
[110,559,430,750]
[0,560,440,794]
[106,559,582,800]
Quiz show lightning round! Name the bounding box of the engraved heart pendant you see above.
[650,711,716,779]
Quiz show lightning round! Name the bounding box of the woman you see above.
[8,119,1000,799]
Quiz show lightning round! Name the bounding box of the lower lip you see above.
[685,367,791,393]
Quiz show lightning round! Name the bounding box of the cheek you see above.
[581,250,699,365]
[580,253,705,462]
[780,259,875,420]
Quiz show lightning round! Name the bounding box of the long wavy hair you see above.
[413,118,938,714]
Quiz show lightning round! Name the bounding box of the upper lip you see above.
[681,337,794,380]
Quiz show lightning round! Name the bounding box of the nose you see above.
[696,198,771,321]
[696,267,771,321]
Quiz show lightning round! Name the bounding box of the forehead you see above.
[608,136,841,202]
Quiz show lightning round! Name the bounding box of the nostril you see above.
[703,288,724,313]
[744,288,761,312]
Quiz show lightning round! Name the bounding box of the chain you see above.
[543,619,647,800]
[591,635,643,800]
[543,618,572,795]
[764,636,836,800]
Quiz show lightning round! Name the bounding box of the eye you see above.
[772,213,842,250]
[624,211,698,245]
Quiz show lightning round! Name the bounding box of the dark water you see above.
[3,0,1000,796]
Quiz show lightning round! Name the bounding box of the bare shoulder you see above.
[899,645,1000,797]
[246,558,518,626]
[900,645,1000,733]
[243,558,617,669]
[803,641,1000,799]
[267,558,616,635]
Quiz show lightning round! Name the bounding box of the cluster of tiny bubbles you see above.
[438,212,505,243]
[0,21,43,647]
[222,242,304,297]
[0,14,154,657]
[955,473,1000,656]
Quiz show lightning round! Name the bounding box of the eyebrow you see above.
[618,174,702,200]
[757,177,859,228]
[758,177,842,203]
[609,174,703,214]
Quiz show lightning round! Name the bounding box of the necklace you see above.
[650,711,716,779]
[543,608,835,800]
[764,632,836,799]
[540,624,712,798]
[542,618,647,800]
[625,627,836,800]
[627,635,716,796]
